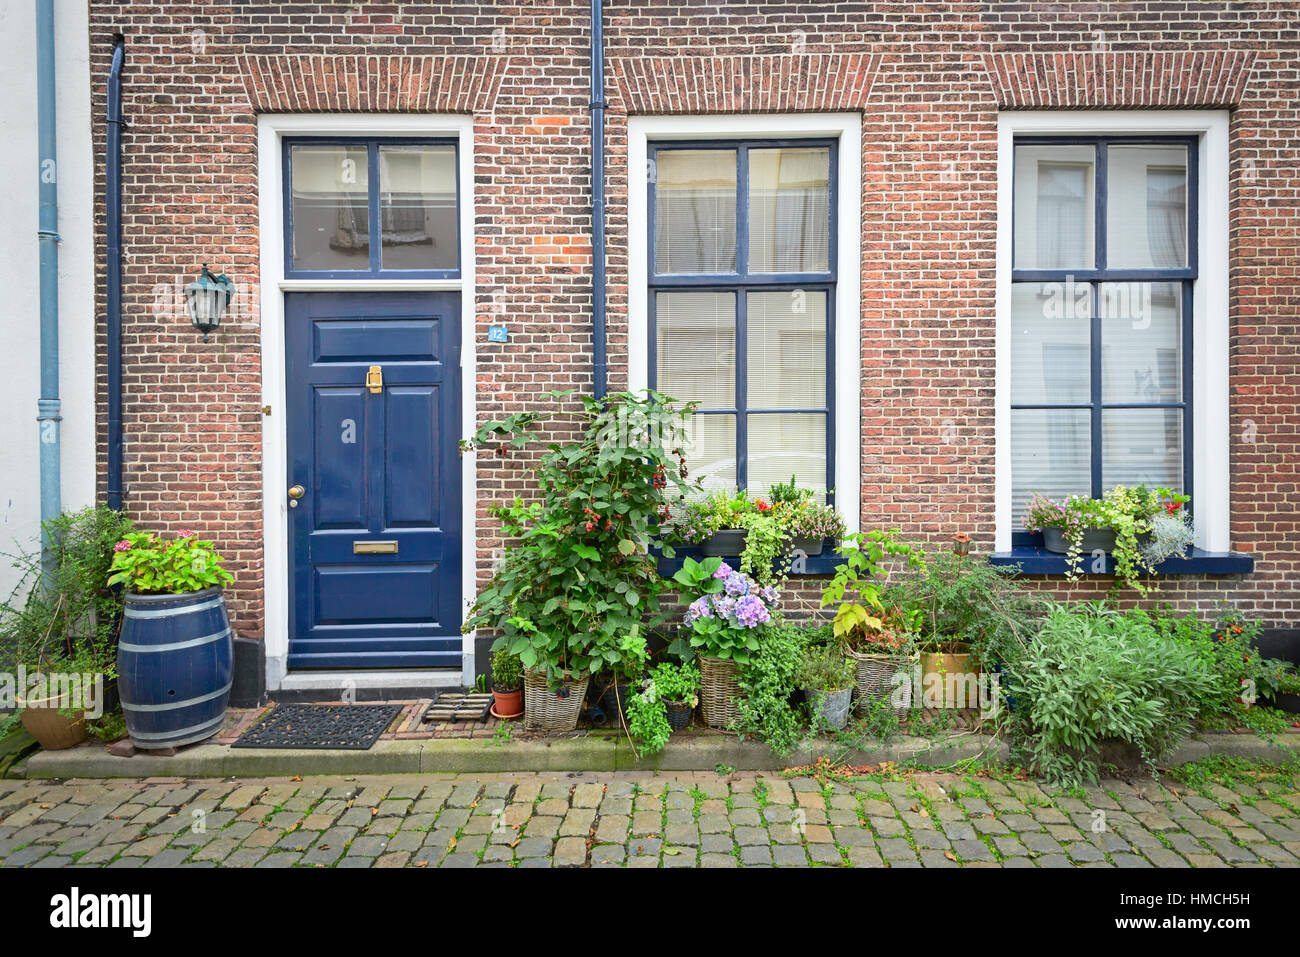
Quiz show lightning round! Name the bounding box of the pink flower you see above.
[114,540,131,552]
[178,528,195,538]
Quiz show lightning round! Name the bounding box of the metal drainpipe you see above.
[106,39,125,512]
[590,0,607,399]
[35,0,61,571]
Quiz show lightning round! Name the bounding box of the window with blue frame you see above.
[283,138,460,278]
[1010,136,1196,525]
[648,140,836,500]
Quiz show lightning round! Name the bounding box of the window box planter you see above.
[1042,526,1154,555]
[790,536,826,557]
[701,528,747,557]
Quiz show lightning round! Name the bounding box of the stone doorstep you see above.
[21,728,1300,781]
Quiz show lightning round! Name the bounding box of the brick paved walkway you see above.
[1,769,1298,868]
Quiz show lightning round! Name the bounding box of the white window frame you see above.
[995,110,1230,553]
[257,113,477,692]
[628,113,862,535]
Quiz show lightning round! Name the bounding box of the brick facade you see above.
[87,2,1300,645]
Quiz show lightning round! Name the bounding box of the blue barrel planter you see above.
[117,586,233,750]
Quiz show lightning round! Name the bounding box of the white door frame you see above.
[256,113,478,693]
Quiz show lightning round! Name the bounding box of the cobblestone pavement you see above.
[1,769,1298,868]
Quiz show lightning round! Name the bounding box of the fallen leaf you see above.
[944,851,957,861]
[919,808,930,817]
[291,776,302,782]
[370,807,379,816]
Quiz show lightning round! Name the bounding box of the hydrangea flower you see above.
[723,572,750,597]
[712,561,734,580]
[760,585,780,604]
[734,594,771,628]
[711,596,737,620]
[684,596,713,624]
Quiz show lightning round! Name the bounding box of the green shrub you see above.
[1,506,136,677]
[1010,605,1218,786]
[732,621,824,755]
[1143,605,1296,734]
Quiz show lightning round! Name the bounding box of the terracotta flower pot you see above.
[491,687,524,719]
[19,697,89,751]
[920,645,983,710]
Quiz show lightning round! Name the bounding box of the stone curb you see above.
[22,730,1297,779]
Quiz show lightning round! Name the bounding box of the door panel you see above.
[286,292,461,669]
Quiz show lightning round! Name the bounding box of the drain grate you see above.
[232,703,403,750]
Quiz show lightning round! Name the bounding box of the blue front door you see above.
[286,292,462,669]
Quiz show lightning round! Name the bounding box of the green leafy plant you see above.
[1009,604,1218,787]
[490,650,523,693]
[732,621,826,755]
[1024,484,1189,593]
[463,390,697,687]
[1144,605,1296,734]
[795,643,854,693]
[0,506,136,682]
[672,557,777,664]
[626,660,700,756]
[820,529,924,652]
[107,529,234,595]
[886,547,1041,668]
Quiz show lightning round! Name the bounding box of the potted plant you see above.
[797,643,856,731]
[1024,484,1189,593]
[1,507,134,750]
[625,659,701,756]
[671,556,778,729]
[887,545,1042,712]
[821,530,924,717]
[490,650,524,719]
[462,390,696,732]
[108,529,235,749]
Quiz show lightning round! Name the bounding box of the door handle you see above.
[287,485,305,508]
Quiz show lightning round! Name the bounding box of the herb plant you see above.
[1009,604,1218,786]
[795,643,854,693]
[490,650,523,693]
[733,621,821,755]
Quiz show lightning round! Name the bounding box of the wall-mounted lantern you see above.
[184,264,234,342]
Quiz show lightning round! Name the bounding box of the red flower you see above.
[756,500,772,513]
[1165,501,1182,515]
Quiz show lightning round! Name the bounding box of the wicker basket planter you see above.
[523,667,589,732]
[698,655,743,730]
[849,650,918,719]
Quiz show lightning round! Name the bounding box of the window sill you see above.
[988,546,1254,576]
[656,543,841,578]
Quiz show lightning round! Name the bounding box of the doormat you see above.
[422,693,492,723]
[231,704,403,750]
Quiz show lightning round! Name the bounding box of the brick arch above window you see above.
[237,55,508,114]
[609,54,880,115]
[983,51,1256,110]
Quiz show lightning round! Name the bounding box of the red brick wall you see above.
[87,2,1300,639]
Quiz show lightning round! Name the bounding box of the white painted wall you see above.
[0,0,97,597]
